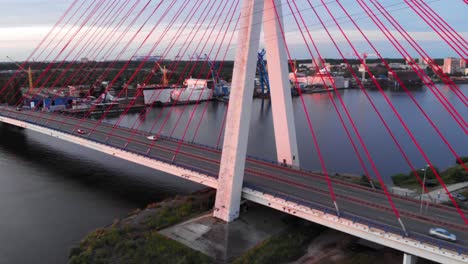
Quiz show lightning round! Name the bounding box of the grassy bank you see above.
[68,188,439,264]
[69,189,216,264]
[232,218,326,264]
[391,159,467,190]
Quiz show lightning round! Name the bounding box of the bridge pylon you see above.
[214,0,299,222]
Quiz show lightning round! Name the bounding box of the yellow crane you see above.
[154,61,169,86]
[6,56,33,93]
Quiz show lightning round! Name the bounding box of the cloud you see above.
[1,23,466,61]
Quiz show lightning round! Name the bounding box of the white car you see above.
[146,135,158,141]
[76,129,87,135]
[429,227,457,242]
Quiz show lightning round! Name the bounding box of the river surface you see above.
[0,84,466,263]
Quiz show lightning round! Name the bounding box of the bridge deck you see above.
[1,106,467,257]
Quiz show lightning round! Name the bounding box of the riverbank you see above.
[69,188,438,263]
[391,159,467,190]
[389,160,468,207]
[68,189,216,264]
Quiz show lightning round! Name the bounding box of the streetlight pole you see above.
[420,165,429,214]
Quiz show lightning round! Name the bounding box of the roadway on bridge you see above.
[1,106,467,252]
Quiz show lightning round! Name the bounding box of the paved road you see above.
[1,106,467,253]
[420,182,468,203]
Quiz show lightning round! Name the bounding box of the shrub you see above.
[455,157,468,165]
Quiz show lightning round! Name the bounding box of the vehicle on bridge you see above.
[429,227,457,242]
[455,193,466,201]
[76,129,87,135]
[146,135,158,141]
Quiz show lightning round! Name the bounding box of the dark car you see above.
[455,193,466,201]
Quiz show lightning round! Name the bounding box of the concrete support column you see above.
[263,0,299,167]
[213,0,264,222]
[403,253,417,264]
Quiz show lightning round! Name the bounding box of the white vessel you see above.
[171,78,213,103]
[289,69,349,89]
[138,84,174,106]
[307,74,349,89]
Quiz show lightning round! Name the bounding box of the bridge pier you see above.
[403,253,417,264]
[214,0,299,222]
[213,0,263,222]
[263,0,299,167]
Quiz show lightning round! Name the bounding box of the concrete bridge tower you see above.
[214,0,299,222]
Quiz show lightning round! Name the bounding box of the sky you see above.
[0,0,466,62]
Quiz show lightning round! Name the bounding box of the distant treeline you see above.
[0,60,235,88]
[0,58,444,88]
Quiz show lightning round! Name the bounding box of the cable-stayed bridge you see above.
[1,0,467,263]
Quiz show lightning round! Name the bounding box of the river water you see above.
[0,84,466,263]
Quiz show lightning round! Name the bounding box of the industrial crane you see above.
[153,61,169,86]
[205,54,229,97]
[345,52,378,82]
[6,56,33,93]
[257,49,270,95]
[358,53,378,82]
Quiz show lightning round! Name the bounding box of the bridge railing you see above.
[243,183,468,256]
[0,109,218,179]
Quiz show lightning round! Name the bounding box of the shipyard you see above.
[4,53,466,118]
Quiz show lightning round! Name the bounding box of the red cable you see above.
[73,0,143,89]
[29,0,105,93]
[34,1,83,62]
[286,0,375,186]
[313,0,403,223]
[74,0,162,129]
[125,1,220,136]
[115,0,204,140]
[0,0,80,98]
[216,103,229,149]
[191,11,241,143]
[19,0,107,106]
[19,0,122,110]
[414,0,468,49]
[299,0,426,193]
[335,0,467,223]
[270,0,338,209]
[167,0,229,138]
[97,0,210,150]
[304,2,427,194]
[67,0,153,126]
[66,0,144,115]
[21,2,177,138]
[141,0,217,138]
[171,0,237,160]
[400,2,468,106]
[3,0,92,100]
[106,0,200,134]
[377,0,468,107]
[94,0,184,139]
[403,0,467,59]
[46,0,128,101]
[356,0,468,171]
[369,0,468,124]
